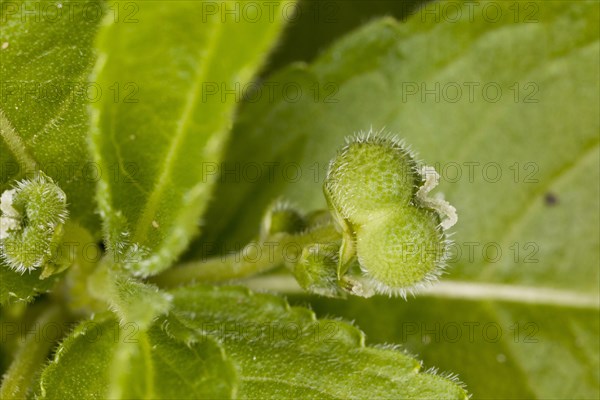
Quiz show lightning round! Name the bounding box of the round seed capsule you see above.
[324,136,419,226]
[319,132,457,297]
[355,207,444,296]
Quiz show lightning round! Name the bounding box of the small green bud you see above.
[260,201,306,238]
[304,209,333,229]
[293,243,345,298]
[323,132,457,298]
[0,173,68,274]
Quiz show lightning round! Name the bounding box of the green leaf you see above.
[0,0,103,232]
[263,0,427,76]
[301,293,599,399]
[169,285,467,399]
[0,262,55,305]
[39,314,237,399]
[88,267,172,330]
[90,0,293,277]
[190,1,599,398]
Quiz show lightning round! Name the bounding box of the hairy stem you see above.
[0,305,65,399]
[153,223,341,287]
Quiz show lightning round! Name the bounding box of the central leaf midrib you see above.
[244,275,600,310]
[132,18,224,245]
[0,109,38,173]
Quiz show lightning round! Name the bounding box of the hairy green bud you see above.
[260,201,307,239]
[323,132,457,298]
[0,173,68,274]
[293,243,345,298]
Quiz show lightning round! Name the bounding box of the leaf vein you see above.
[0,108,37,172]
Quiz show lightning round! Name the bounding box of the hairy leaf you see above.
[39,315,237,399]
[37,286,467,398]
[303,292,599,399]
[87,267,172,329]
[169,285,467,399]
[0,263,55,305]
[90,0,293,276]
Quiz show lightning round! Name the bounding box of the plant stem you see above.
[0,305,65,399]
[153,223,341,288]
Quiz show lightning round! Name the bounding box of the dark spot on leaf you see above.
[544,192,558,206]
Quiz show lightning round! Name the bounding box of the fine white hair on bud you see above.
[0,173,68,274]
